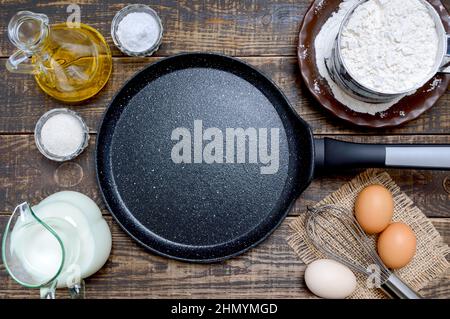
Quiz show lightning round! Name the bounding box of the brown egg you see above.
[377,222,416,269]
[354,184,394,234]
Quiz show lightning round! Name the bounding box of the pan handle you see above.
[314,138,450,173]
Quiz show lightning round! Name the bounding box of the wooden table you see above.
[0,0,449,299]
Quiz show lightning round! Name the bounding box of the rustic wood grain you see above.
[0,134,449,217]
[0,216,448,299]
[0,57,449,135]
[0,0,449,300]
[0,0,309,57]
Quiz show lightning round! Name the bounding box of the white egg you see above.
[305,259,357,299]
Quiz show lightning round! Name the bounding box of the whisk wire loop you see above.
[306,205,391,283]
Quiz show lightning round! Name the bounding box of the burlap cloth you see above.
[287,169,449,298]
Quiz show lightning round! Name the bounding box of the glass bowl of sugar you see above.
[35,108,89,162]
[111,4,164,57]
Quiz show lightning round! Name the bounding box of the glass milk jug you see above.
[2,192,112,299]
[2,203,84,299]
[6,11,112,102]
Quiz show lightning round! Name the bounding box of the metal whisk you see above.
[306,205,421,299]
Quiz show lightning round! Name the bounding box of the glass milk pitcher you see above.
[6,11,112,102]
[1,203,84,299]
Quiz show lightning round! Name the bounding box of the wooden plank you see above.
[0,216,448,299]
[1,134,449,218]
[0,0,309,57]
[0,57,449,135]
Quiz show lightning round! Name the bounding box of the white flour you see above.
[314,0,416,115]
[340,0,439,93]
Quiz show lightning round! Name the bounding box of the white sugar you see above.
[116,12,161,53]
[40,113,84,157]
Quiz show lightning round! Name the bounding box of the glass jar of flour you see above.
[326,0,450,103]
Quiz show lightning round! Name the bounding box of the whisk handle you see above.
[381,274,421,299]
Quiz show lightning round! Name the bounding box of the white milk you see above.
[13,221,63,281]
[10,192,111,288]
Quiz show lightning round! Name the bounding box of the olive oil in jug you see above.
[6,11,112,103]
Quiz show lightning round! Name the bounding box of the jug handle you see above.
[6,50,37,74]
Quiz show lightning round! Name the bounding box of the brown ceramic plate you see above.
[298,0,450,128]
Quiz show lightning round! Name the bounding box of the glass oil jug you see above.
[2,203,84,299]
[6,11,112,103]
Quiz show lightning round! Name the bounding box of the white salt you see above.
[40,113,84,157]
[116,12,161,53]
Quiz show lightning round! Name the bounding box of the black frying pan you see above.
[96,53,450,262]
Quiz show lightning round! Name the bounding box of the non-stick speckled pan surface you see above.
[96,53,313,262]
[96,53,450,262]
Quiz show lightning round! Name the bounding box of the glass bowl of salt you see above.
[34,108,89,162]
[111,4,163,57]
